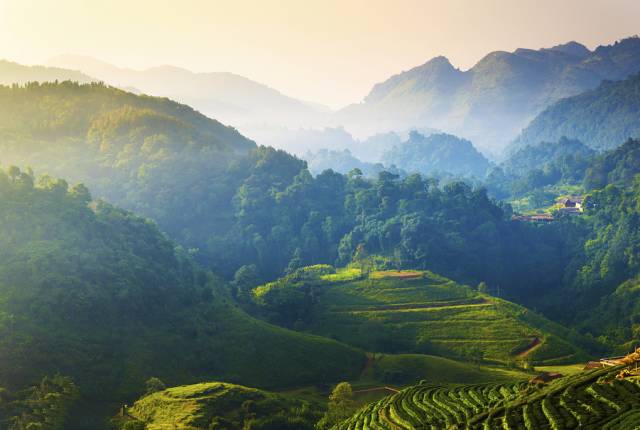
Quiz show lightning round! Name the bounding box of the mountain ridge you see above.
[334,36,640,155]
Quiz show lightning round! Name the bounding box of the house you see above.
[558,196,584,211]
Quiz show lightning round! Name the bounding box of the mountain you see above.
[46,55,329,133]
[335,37,640,155]
[0,166,364,428]
[0,59,95,85]
[512,72,640,151]
[383,132,491,178]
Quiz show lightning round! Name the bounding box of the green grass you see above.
[535,363,586,376]
[299,269,586,364]
[335,363,640,429]
[119,381,320,430]
[361,353,530,386]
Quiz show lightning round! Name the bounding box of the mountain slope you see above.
[0,81,258,270]
[512,72,640,151]
[335,37,640,154]
[383,132,490,178]
[46,54,328,130]
[253,267,588,365]
[502,137,595,175]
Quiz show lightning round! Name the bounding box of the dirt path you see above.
[353,386,400,395]
[337,298,488,313]
[517,337,541,358]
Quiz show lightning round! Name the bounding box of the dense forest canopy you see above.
[0,166,364,428]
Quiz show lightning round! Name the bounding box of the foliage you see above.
[0,375,78,430]
[488,137,595,200]
[584,138,640,190]
[513,72,640,151]
[383,132,490,178]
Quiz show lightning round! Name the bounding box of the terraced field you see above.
[335,365,640,429]
[307,270,585,364]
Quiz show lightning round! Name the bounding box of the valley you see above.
[1,7,640,429]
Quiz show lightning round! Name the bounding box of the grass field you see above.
[302,269,586,364]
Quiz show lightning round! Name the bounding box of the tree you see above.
[233,265,260,302]
[145,377,166,394]
[477,282,488,294]
[353,244,372,277]
[285,248,303,275]
[316,382,356,429]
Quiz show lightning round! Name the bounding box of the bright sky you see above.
[1,0,639,108]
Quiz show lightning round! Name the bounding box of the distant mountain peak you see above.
[338,35,640,154]
[547,41,590,58]
[420,55,455,69]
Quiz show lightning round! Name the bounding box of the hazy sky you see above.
[1,0,639,108]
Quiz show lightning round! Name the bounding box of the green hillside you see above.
[253,267,587,365]
[513,72,640,151]
[0,81,257,272]
[383,132,490,178]
[357,353,530,387]
[0,167,364,428]
[117,381,322,430]
[336,362,640,429]
[115,358,531,430]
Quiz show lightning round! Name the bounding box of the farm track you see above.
[333,298,488,313]
[517,337,542,358]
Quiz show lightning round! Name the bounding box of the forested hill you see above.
[0,81,253,149]
[0,166,364,428]
[0,81,257,268]
[383,131,490,178]
[501,138,594,176]
[512,72,640,151]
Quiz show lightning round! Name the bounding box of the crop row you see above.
[335,367,640,430]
